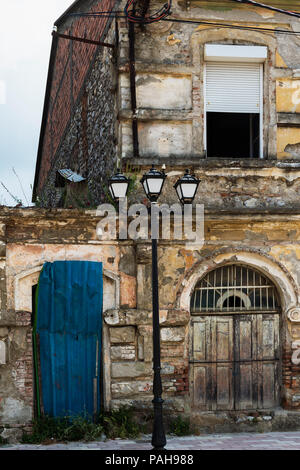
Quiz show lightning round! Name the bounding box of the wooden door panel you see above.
[258,361,279,409]
[193,364,212,410]
[215,363,234,410]
[215,318,233,362]
[193,363,234,410]
[191,313,280,411]
[257,314,280,360]
[234,315,256,361]
[235,362,256,410]
[193,320,209,361]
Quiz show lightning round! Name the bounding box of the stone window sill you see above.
[123,157,300,170]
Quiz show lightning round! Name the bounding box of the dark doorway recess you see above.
[207,112,260,158]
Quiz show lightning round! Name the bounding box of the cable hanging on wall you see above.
[124,0,172,24]
[231,0,300,19]
[70,0,300,21]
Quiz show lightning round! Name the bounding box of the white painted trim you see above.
[14,265,44,311]
[259,63,264,159]
[216,290,252,309]
[204,44,268,63]
[203,63,207,153]
[102,269,120,311]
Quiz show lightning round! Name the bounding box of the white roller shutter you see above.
[205,62,262,114]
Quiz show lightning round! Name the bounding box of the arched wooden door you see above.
[190,265,281,411]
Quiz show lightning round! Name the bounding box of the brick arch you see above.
[176,248,298,316]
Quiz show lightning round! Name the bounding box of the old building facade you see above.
[1,0,300,440]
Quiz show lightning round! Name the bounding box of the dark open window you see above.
[206,112,260,159]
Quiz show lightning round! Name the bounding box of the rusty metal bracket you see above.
[52,31,115,48]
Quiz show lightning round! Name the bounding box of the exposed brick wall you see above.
[38,31,117,207]
[281,346,300,409]
[38,0,118,194]
[15,313,33,409]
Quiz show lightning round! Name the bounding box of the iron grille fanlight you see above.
[191,264,280,313]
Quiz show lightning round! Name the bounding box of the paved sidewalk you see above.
[2,432,300,450]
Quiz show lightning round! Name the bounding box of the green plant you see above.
[0,435,7,446]
[21,415,104,444]
[103,163,141,206]
[169,415,191,436]
[63,185,98,209]
[99,405,141,439]
[62,416,104,442]
[21,406,143,444]
[102,182,118,209]
[34,192,48,208]
[124,162,140,198]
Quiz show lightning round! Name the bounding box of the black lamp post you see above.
[108,169,130,200]
[141,165,167,450]
[174,169,200,205]
[109,166,199,451]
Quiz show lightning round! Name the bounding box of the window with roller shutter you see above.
[204,45,267,159]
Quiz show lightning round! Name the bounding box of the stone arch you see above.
[177,249,298,316]
[14,264,120,313]
[184,249,299,411]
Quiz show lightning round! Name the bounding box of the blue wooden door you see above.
[34,261,103,418]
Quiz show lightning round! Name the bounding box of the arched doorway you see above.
[190,264,281,411]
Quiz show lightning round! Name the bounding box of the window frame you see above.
[203,56,265,159]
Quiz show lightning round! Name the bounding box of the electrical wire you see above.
[68,11,300,36]
[70,0,300,21]
[230,0,300,19]
[161,17,300,36]
[124,0,172,23]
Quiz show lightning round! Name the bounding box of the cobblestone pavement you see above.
[2,432,300,450]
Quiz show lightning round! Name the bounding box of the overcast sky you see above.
[0,0,73,206]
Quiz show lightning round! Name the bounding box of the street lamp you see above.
[108,169,130,200]
[174,169,200,205]
[109,166,199,451]
[141,165,167,450]
[141,165,166,203]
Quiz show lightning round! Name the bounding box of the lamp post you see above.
[140,165,167,450]
[108,169,130,200]
[174,169,200,205]
[109,166,199,451]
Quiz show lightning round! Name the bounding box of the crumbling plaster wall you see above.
[36,1,300,209]
[117,1,300,211]
[2,209,300,433]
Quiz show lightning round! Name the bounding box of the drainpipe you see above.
[128,21,139,159]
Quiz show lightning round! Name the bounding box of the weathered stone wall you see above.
[1,208,300,438]
[125,161,300,211]
[36,1,300,210]
[37,0,119,195]
[118,1,300,162]
[38,21,118,208]
[115,0,300,214]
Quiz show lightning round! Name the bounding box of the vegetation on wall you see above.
[20,406,143,444]
[169,415,192,436]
